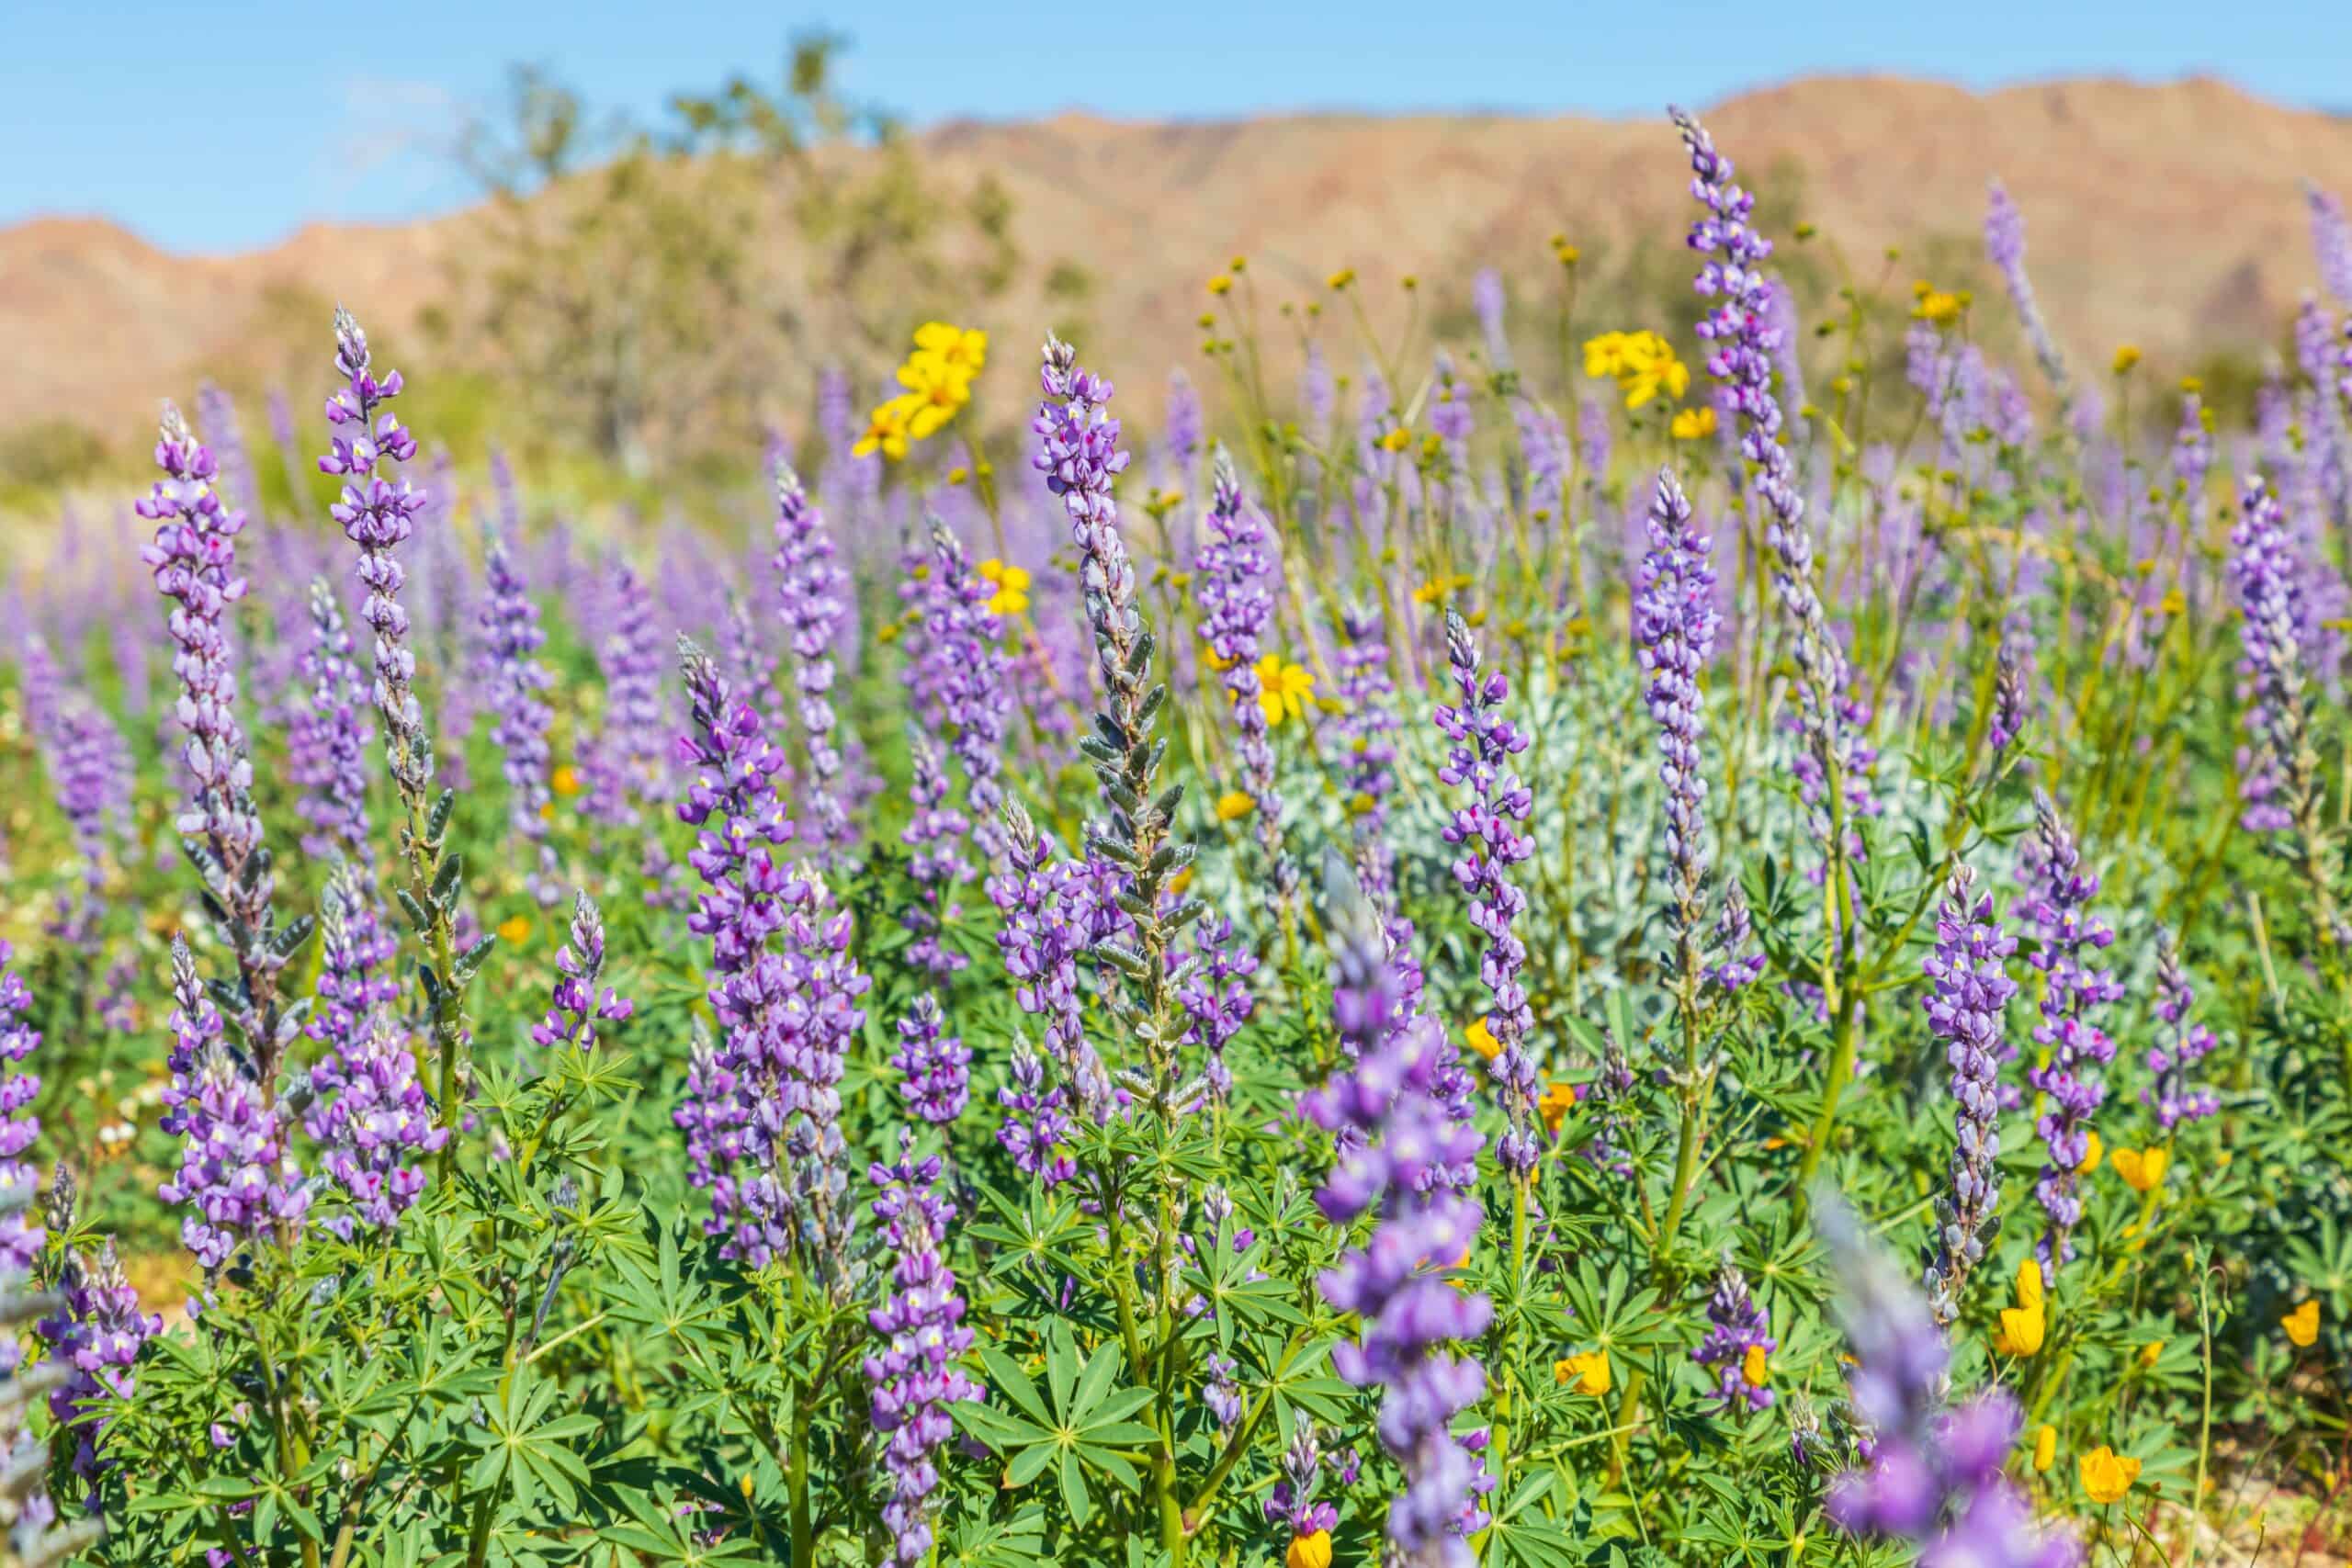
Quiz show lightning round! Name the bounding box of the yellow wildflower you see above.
[913,321,989,376]
[1995,1302,2046,1358]
[2077,1130,2103,1175]
[1167,864,1194,897]
[2283,1298,2321,1348]
[1912,288,1964,324]
[1994,1258,2046,1357]
[1464,1018,1500,1061]
[1377,427,1412,454]
[550,763,581,798]
[2032,1425,2058,1472]
[975,558,1031,618]
[2109,1145,2168,1192]
[1207,275,1233,296]
[1215,791,1255,822]
[1286,1530,1333,1568]
[2112,344,2142,375]
[1327,268,1356,290]
[2137,1339,2164,1369]
[1555,1350,1611,1396]
[1254,656,1316,726]
[1536,1080,1577,1134]
[853,396,915,461]
[496,915,531,946]
[1671,406,1717,440]
[2078,1446,2141,1506]
[1741,1344,1770,1388]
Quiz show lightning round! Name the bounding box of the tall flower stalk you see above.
[480,529,559,904]
[1033,333,1202,1121]
[1333,599,1402,900]
[2024,791,2120,1279]
[863,1135,982,1564]
[2228,474,2342,967]
[1305,874,1493,1568]
[671,640,867,1280]
[1433,611,1536,1180]
[2144,930,2218,1132]
[1984,181,2075,411]
[919,519,1012,868]
[321,307,491,1165]
[303,864,444,1235]
[772,466,854,865]
[1670,106,1871,1186]
[137,402,311,1093]
[1193,446,1294,914]
[288,578,375,865]
[580,562,665,829]
[1920,864,2016,1326]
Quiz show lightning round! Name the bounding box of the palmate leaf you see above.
[465,1367,600,1516]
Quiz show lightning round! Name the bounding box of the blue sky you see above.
[3,0,2345,253]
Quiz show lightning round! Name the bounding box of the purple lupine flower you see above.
[1633,468,1722,983]
[1673,108,1873,874]
[864,1134,983,1566]
[140,402,306,1077]
[1577,398,1611,494]
[44,696,128,942]
[530,892,633,1054]
[1920,864,2016,1326]
[1334,599,1403,899]
[2229,473,2319,835]
[1166,367,1204,472]
[1433,611,1538,1177]
[158,938,309,1273]
[197,381,259,522]
[1692,1259,1777,1415]
[39,1236,160,1484]
[2307,179,2352,306]
[1263,1420,1340,1540]
[671,641,867,1275]
[302,864,441,1235]
[2144,929,2219,1131]
[1511,398,1571,521]
[1473,268,1510,368]
[17,634,65,759]
[320,308,431,794]
[1177,915,1257,1100]
[2294,298,2351,529]
[772,465,854,864]
[1708,889,1766,993]
[994,1043,1075,1187]
[1820,1201,2077,1566]
[989,803,1114,1124]
[1193,448,1292,899]
[899,735,969,979]
[288,578,376,864]
[0,941,42,1274]
[581,563,666,828]
[1988,645,2029,761]
[2023,791,2120,1280]
[481,529,559,902]
[893,993,969,1126]
[1305,877,1492,1568]
[1984,180,2073,405]
[1203,1352,1242,1428]
[919,520,1012,867]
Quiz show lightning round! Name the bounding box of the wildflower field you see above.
[6,101,2352,1568]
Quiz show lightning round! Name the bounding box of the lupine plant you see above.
[6,101,2352,1568]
